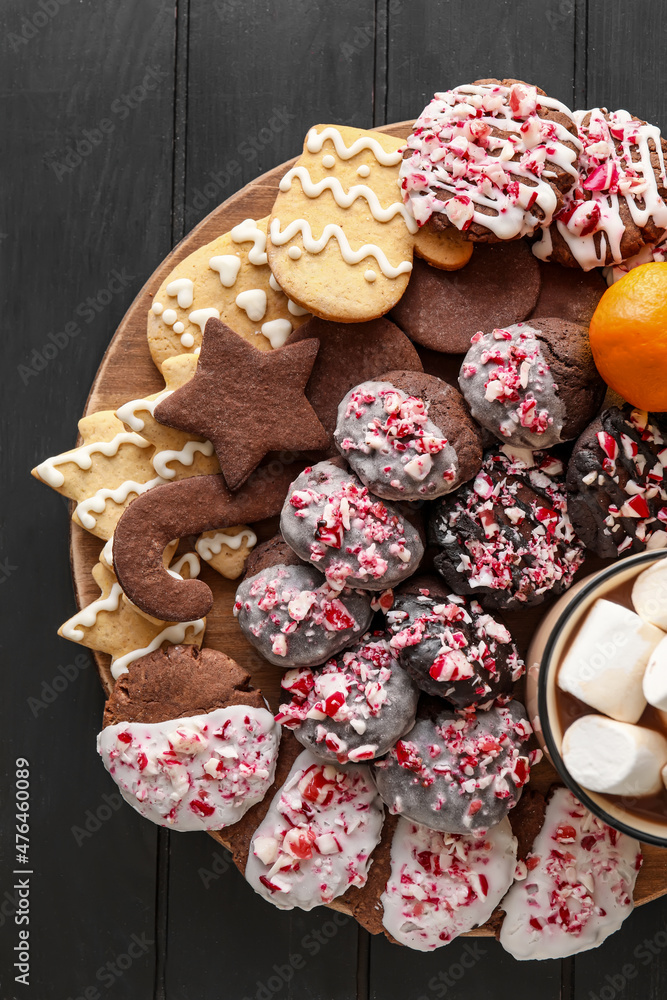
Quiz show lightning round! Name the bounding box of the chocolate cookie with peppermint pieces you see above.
[566,405,667,557]
[400,79,581,242]
[428,447,585,611]
[533,108,667,269]
[333,371,482,501]
[386,576,523,708]
[234,544,373,667]
[372,700,537,835]
[280,459,424,591]
[458,319,606,449]
[275,630,419,763]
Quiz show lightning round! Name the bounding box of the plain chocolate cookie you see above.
[103,644,264,728]
[530,260,606,323]
[391,243,540,354]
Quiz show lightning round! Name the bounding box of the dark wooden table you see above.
[3,1,667,997]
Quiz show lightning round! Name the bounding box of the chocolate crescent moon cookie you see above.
[458,319,606,449]
[566,406,667,557]
[372,701,534,834]
[386,578,523,707]
[333,372,482,501]
[429,448,585,610]
[390,244,540,354]
[533,108,667,269]
[280,459,424,590]
[400,80,580,240]
[234,560,372,667]
[275,631,419,763]
[97,645,280,832]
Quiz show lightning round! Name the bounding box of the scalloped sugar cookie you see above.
[195,526,258,580]
[32,411,162,541]
[147,216,310,371]
[115,353,220,481]
[268,125,417,322]
[58,558,206,682]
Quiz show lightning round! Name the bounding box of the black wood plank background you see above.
[2,1,667,998]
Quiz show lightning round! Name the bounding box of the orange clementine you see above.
[589,262,667,411]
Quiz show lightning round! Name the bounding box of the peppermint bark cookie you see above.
[280,460,424,590]
[390,242,540,354]
[400,80,580,240]
[334,372,482,500]
[533,109,667,269]
[386,578,523,707]
[382,816,517,950]
[234,563,372,668]
[566,406,667,557]
[458,320,605,449]
[275,632,419,763]
[429,449,585,610]
[97,645,280,832]
[372,701,535,835]
[499,787,642,960]
[245,750,384,910]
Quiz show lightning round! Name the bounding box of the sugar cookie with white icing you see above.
[195,525,258,580]
[147,216,310,371]
[268,125,417,322]
[116,353,220,481]
[59,558,205,686]
[32,411,163,541]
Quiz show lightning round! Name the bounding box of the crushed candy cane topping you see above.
[245,751,384,910]
[334,381,458,500]
[234,563,371,665]
[500,787,642,960]
[386,589,523,707]
[400,82,580,237]
[97,706,280,831]
[460,324,565,449]
[382,816,517,951]
[281,460,423,590]
[534,108,667,270]
[275,632,417,762]
[430,448,584,605]
[570,407,667,556]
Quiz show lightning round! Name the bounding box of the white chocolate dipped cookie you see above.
[147,216,310,371]
[268,125,417,322]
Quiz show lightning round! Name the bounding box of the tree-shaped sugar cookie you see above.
[59,558,206,682]
[32,411,162,540]
[195,526,258,580]
[116,353,220,481]
[147,216,311,372]
[268,125,418,322]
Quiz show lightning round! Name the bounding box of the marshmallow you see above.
[632,560,667,629]
[557,599,663,723]
[562,715,667,796]
[643,634,667,711]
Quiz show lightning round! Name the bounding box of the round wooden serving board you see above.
[70,121,667,925]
